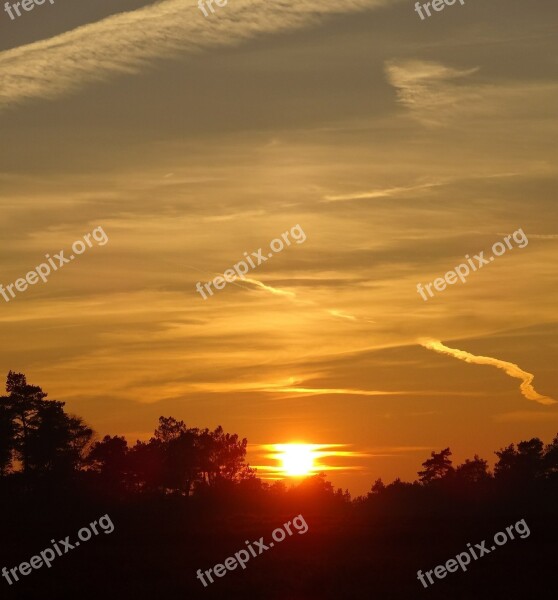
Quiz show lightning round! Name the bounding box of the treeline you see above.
[1,371,558,508]
[369,437,558,494]
[0,371,252,495]
[362,440,558,522]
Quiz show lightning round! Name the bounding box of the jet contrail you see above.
[420,338,556,406]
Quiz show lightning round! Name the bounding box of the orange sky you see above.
[1,0,557,494]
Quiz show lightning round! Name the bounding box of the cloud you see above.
[385,58,558,127]
[266,386,404,396]
[322,181,444,202]
[385,59,480,125]
[328,310,358,321]
[0,0,389,111]
[420,338,557,406]
[242,277,297,298]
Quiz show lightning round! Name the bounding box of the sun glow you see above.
[254,443,362,480]
[277,444,316,476]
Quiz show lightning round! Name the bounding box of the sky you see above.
[0,0,557,495]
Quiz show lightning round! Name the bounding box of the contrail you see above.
[420,338,556,406]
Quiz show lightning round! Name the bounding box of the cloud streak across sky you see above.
[421,339,557,406]
[0,0,389,111]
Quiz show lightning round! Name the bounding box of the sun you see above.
[277,444,316,476]
[256,442,356,480]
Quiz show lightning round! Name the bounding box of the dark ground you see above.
[0,484,556,600]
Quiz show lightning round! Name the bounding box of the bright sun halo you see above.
[278,444,316,476]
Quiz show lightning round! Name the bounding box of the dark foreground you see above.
[0,480,556,600]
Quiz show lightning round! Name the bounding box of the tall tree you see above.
[27,400,93,473]
[153,417,199,494]
[3,371,47,474]
[154,416,188,443]
[0,372,93,475]
[196,426,248,487]
[418,448,454,484]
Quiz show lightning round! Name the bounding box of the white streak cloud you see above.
[420,338,556,406]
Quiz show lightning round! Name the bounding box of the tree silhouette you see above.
[87,435,129,479]
[418,447,453,484]
[154,416,188,443]
[156,418,199,495]
[27,401,93,473]
[2,371,47,474]
[117,418,249,495]
[543,434,558,479]
[204,425,248,484]
[0,371,93,476]
[455,455,491,484]
[370,478,386,495]
[495,438,544,483]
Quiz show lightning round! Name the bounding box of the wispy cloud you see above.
[0,0,389,111]
[265,386,404,396]
[328,310,358,321]
[385,59,480,125]
[420,339,557,406]
[243,277,297,298]
[322,181,443,202]
[385,58,558,127]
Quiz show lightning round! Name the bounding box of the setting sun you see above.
[255,443,360,480]
[277,444,317,476]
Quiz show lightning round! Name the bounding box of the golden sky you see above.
[1,0,557,494]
